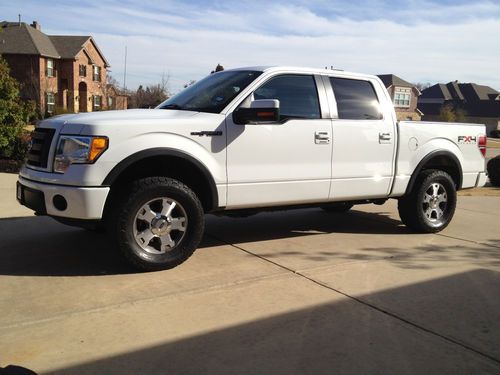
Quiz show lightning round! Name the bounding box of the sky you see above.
[2,0,500,93]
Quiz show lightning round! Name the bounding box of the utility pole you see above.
[123,46,127,90]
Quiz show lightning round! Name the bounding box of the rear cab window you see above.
[330,77,382,120]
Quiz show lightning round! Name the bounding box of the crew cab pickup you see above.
[17,66,488,271]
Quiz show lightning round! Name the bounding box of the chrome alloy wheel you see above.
[422,182,448,225]
[133,198,188,254]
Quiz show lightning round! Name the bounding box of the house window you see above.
[79,64,87,77]
[107,96,114,109]
[93,95,102,111]
[394,87,411,107]
[46,92,55,113]
[47,59,54,77]
[93,66,101,81]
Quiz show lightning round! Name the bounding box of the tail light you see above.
[478,135,487,157]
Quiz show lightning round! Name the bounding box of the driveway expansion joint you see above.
[207,232,500,366]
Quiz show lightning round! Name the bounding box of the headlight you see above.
[54,135,108,173]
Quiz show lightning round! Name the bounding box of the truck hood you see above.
[40,109,202,134]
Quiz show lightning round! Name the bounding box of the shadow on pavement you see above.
[1,207,499,276]
[43,269,500,375]
[207,207,411,238]
[0,208,410,277]
[205,208,500,270]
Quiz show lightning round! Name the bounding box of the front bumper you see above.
[17,176,110,219]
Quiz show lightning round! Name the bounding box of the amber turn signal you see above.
[89,137,108,162]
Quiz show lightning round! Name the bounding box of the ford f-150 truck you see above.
[17,66,488,271]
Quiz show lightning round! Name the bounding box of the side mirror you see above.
[233,99,280,125]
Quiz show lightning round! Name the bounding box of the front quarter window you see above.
[158,70,262,113]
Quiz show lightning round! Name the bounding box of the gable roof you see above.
[419,82,500,117]
[0,21,110,67]
[377,74,415,89]
[0,21,60,58]
[420,82,499,101]
[50,35,110,67]
[49,35,90,58]
[106,84,128,96]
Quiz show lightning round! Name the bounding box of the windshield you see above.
[157,70,262,113]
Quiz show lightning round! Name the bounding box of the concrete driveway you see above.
[0,173,499,374]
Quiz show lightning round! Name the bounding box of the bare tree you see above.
[414,82,432,92]
[127,72,171,109]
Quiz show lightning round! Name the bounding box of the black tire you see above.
[487,156,500,187]
[398,169,457,233]
[321,202,354,213]
[112,177,204,271]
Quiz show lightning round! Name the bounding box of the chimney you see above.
[31,21,41,31]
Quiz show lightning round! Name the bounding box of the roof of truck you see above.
[226,66,378,80]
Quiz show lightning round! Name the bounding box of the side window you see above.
[330,77,382,120]
[254,75,320,120]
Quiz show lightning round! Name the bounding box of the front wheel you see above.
[113,177,204,271]
[398,170,457,233]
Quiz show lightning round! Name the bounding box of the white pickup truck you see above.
[17,66,488,271]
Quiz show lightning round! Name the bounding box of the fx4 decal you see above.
[458,136,477,144]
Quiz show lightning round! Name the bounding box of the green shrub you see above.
[0,56,36,158]
[11,130,32,161]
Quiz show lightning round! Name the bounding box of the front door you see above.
[78,82,87,112]
[226,74,332,208]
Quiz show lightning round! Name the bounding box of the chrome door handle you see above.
[379,132,392,143]
[315,131,330,144]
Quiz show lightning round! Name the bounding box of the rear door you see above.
[225,74,333,208]
[326,76,397,200]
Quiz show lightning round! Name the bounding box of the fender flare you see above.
[405,150,463,195]
[102,148,219,210]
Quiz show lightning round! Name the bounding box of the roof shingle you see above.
[0,21,109,67]
[0,21,60,58]
[377,74,415,88]
[49,35,90,59]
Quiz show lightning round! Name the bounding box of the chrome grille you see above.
[26,128,56,168]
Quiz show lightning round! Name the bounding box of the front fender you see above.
[98,132,226,186]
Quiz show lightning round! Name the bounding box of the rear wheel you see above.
[487,156,500,187]
[112,177,204,271]
[398,169,456,233]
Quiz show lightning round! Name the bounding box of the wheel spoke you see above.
[161,199,176,216]
[170,217,186,232]
[135,230,155,246]
[137,204,157,223]
[425,207,433,219]
[432,183,439,196]
[435,207,444,219]
[159,234,175,251]
[437,194,447,204]
[423,194,432,203]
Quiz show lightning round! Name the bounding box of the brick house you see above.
[418,81,500,136]
[377,74,423,121]
[0,20,127,115]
